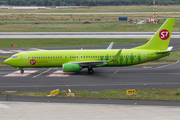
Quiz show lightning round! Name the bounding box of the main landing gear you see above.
[20,69,24,74]
[88,68,94,74]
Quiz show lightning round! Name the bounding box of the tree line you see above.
[0,0,180,6]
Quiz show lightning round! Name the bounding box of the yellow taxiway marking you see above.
[33,69,51,79]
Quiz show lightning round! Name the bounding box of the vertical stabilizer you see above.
[132,18,175,50]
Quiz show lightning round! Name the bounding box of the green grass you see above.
[0,55,11,59]
[0,61,9,67]
[0,38,147,48]
[0,22,166,32]
[0,19,179,32]
[0,13,180,32]
[2,89,180,101]
[160,50,180,61]
[1,6,180,13]
[0,20,166,32]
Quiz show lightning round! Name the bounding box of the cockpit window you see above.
[11,56,18,58]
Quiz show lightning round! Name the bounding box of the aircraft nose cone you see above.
[4,59,11,65]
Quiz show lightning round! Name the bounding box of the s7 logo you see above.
[159,29,169,40]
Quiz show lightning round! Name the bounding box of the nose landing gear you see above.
[20,69,24,74]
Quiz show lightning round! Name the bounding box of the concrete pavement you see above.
[0,32,180,38]
[0,101,180,120]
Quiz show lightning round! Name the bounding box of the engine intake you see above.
[63,63,80,72]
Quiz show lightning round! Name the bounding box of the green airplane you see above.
[4,18,175,74]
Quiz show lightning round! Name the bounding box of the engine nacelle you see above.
[63,63,80,72]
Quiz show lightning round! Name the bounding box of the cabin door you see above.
[142,52,146,61]
[23,53,28,62]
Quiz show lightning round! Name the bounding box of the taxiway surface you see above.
[0,32,180,38]
[1,40,180,92]
[0,62,180,92]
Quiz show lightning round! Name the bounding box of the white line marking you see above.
[156,61,179,69]
[109,69,119,78]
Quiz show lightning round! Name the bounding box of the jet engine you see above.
[62,63,81,72]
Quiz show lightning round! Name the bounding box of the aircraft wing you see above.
[70,61,107,66]
[69,50,122,67]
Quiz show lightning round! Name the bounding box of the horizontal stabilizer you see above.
[156,50,175,54]
[167,46,173,51]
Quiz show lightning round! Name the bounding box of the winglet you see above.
[108,50,122,62]
[107,42,114,50]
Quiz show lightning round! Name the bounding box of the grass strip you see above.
[0,61,9,67]
[0,38,147,48]
[1,20,180,32]
[0,6,180,13]
[160,50,180,61]
[2,89,180,101]
[0,55,11,59]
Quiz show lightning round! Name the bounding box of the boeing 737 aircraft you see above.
[4,18,175,74]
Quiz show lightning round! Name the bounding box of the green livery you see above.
[4,18,175,74]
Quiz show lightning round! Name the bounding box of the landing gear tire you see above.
[88,68,94,74]
[21,69,24,74]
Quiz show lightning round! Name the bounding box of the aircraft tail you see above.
[132,18,175,51]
